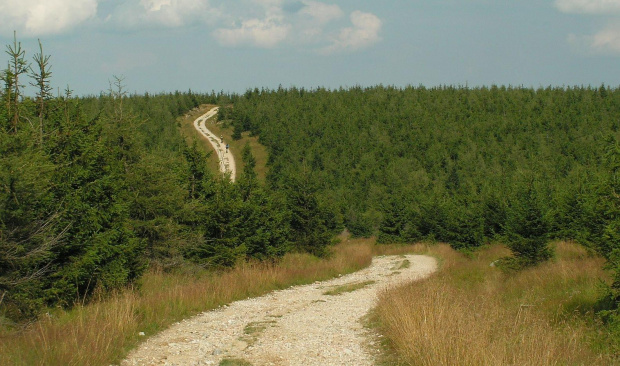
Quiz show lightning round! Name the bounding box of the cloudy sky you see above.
[1,0,619,95]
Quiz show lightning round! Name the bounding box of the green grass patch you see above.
[323,280,376,296]
[239,320,276,345]
[391,259,410,270]
[220,358,253,366]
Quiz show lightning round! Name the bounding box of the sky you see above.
[1,0,620,96]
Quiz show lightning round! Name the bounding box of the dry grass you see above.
[374,241,615,365]
[0,237,376,366]
[9,237,606,366]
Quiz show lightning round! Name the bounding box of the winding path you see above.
[193,107,236,182]
[121,254,437,365]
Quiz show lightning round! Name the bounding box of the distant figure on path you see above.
[220,135,223,143]
[226,143,229,153]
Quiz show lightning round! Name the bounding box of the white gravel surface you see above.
[193,107,236,182]
[121,254,437,366]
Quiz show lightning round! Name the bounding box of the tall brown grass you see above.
[374,242,615,365]
[0,237,380,366]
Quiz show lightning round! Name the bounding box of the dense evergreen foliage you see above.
[0,40,336,322]
[2,36,619,330]
[225,85,620,312]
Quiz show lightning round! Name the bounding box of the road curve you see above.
[193,107,236,182]
[121,254,437,366]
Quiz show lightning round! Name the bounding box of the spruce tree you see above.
[3,32,28,133]
[285,164,333,256]
[29,39,52,147]
[504,182,553,267]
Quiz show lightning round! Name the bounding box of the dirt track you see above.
[193,107,236,182]
[121,254,436,365]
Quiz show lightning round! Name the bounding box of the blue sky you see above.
[1,0,619,96]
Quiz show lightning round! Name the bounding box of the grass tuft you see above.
[220,358,253,366]
[323,281,376,296]
[391,259,410,270]
[240,320,276,345]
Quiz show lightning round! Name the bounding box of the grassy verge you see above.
[178,105,269,182]
[0,237,390,366]
[373,241,617,365]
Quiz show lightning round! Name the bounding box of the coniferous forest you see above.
[0,38,335,322]
[0,38,619,337]
[223,85,620,317]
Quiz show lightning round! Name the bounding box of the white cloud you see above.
[285,1,342,44]
[0,0,98,36]
[210,1,383,52]
[213,17,291,48]
[299,1,343,24]
[110,0,218,29]
[557,1,620,54]
[570,22,620,53]
[322,11,382,54]
[555,0,620,14]
[251,0,286,19]
[0,0,382,54]
[252,0,285,7]
[591,24,620,51]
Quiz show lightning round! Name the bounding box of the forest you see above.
[0,36,618,340]
[222,84,620,321]
[0,37,335,322]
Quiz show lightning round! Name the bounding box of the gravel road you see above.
[121,254,437,366]
[193,107,236,182]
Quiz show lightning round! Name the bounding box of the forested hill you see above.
[1,37,337,321]
[2,35,619,325]
[224,85,620,280]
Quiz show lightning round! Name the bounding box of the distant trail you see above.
[193,107,236,182]
[121,254,437,366]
